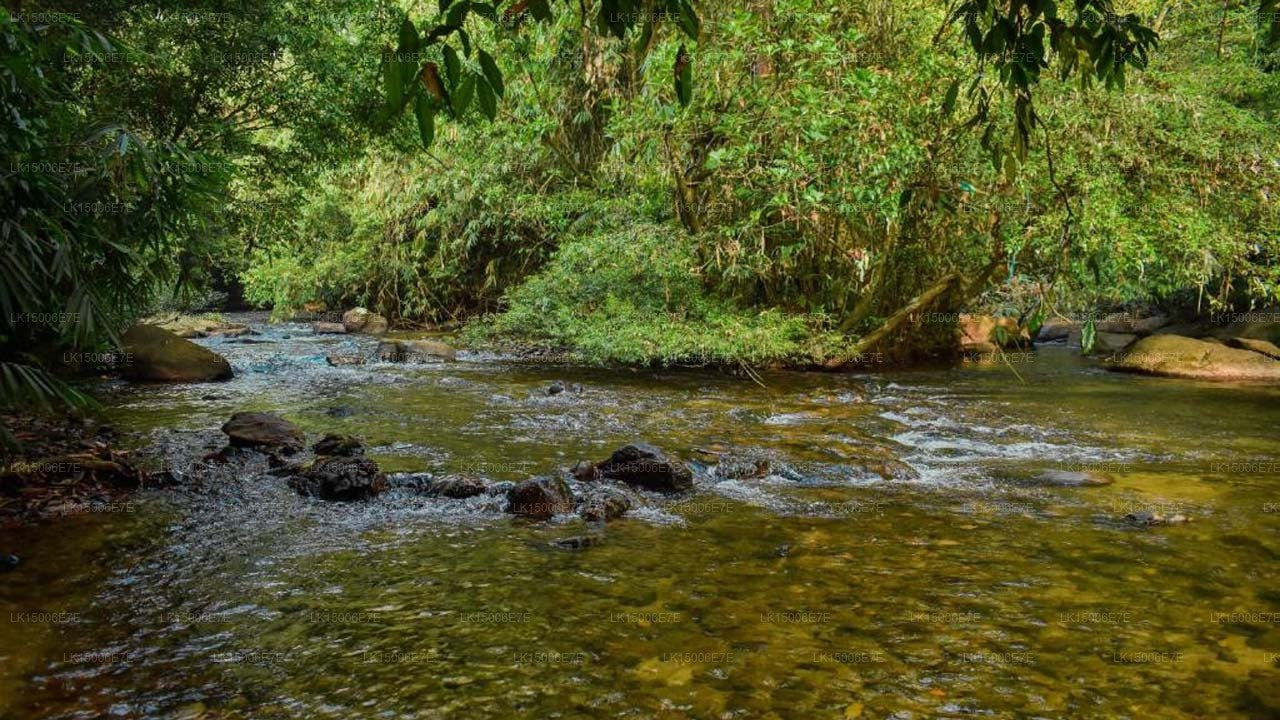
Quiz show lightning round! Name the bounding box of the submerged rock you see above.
[997,469,1114,487]
[312,434,364,457]
[0,554,19,572]
[551,535,601,550]
[1109,335,1280,382]
[547,381,565,396]
[342,307,389,335]
[290,457,386,501]
[325,353,365,367]
[508,477,574,519]
[221,412,304,454]
[122,325,233,382]
[593,443,693,493]
[389,473,487,499]
[1124,510,1190,527]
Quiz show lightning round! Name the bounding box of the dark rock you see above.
[0,554,19,572]
[579,489,631,522]
[547,382,565,396]
[508,477,574,519]
[776,544,791,557]
[311,322,347,334]
[713,457,772,481]
[122,325,234,382]
[1091,331,1138,355]
[312,434,364,457]
[1036,318,1077,343]
[290,457,386,501]
[376,341,407,362]
[551,536,601,550]
[324,405,356,418]
[221,412,305,454]
[595,443,693,493]
[375,339,456,362]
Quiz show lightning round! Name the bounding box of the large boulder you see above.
[290,457,386,501]
[221,412,305,453]
[1095,312,1169,335]
[1109,335,1280,382]
[593,443,693,493]
[507,477,574,519]
[342,307,389,335]
[1035,318,1078,344]
[122,325,233,382]
[145,314,250,339]
[959,315,1029,354]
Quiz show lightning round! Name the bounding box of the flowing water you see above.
[2,313,1279,719]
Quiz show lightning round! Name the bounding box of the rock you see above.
[389,473,487,499]
[290,457,386,501]
[959,315,1029,354]
[406,340,456,362]
[595,443,694,493]
[0,554,18,572]
[548,382,565,396]
[312,434,363,457]
[341,307,389,335]
[221,412,305,454]
[713,457,772,481]
[508,477,574,519]
[375,339,456,362]
[1225,337,1280,360]
[1109,335,1280,382]
[1091,331,1138,355]
[579,489,632,522]
[311,322,347,334]
[325,353,365,367]
[1036,318,1077,343]
[376,341,407,362]
[122,325,234,382]
[570,460,598,482]
[146,314,248,339]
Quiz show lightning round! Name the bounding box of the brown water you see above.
[2,314,1279,719]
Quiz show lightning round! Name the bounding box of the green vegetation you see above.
[2,0,1278,385]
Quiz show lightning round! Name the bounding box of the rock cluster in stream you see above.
[208,412,695,525]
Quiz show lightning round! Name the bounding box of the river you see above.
[2,313,1278,718]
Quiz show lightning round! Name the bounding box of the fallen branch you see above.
[825,272,961,368]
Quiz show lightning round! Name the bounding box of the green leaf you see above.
[451,74,475,116]
[398,18,419,54]
[528,0,552,22]
[446,1,470,28]
[383,53,403,110]
[941,79,960,117]
[478,48,503,97]
[414,95,436,148]
[477,76,497,120]
[1081,319,1096,354]
[443,44,461,86]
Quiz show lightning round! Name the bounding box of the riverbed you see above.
[2,314,1278,718]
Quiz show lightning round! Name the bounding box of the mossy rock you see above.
[1108,335,1280,382]
[122,325,233,382]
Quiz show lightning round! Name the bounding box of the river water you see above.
[2,314,1278,719]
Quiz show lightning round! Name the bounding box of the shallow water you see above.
[2,314,1279,719]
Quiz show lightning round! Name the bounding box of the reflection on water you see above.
[2,314,1279,719]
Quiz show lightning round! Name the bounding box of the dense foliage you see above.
[2,0,1278,384]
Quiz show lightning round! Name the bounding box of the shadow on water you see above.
[2,314,1279,718]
